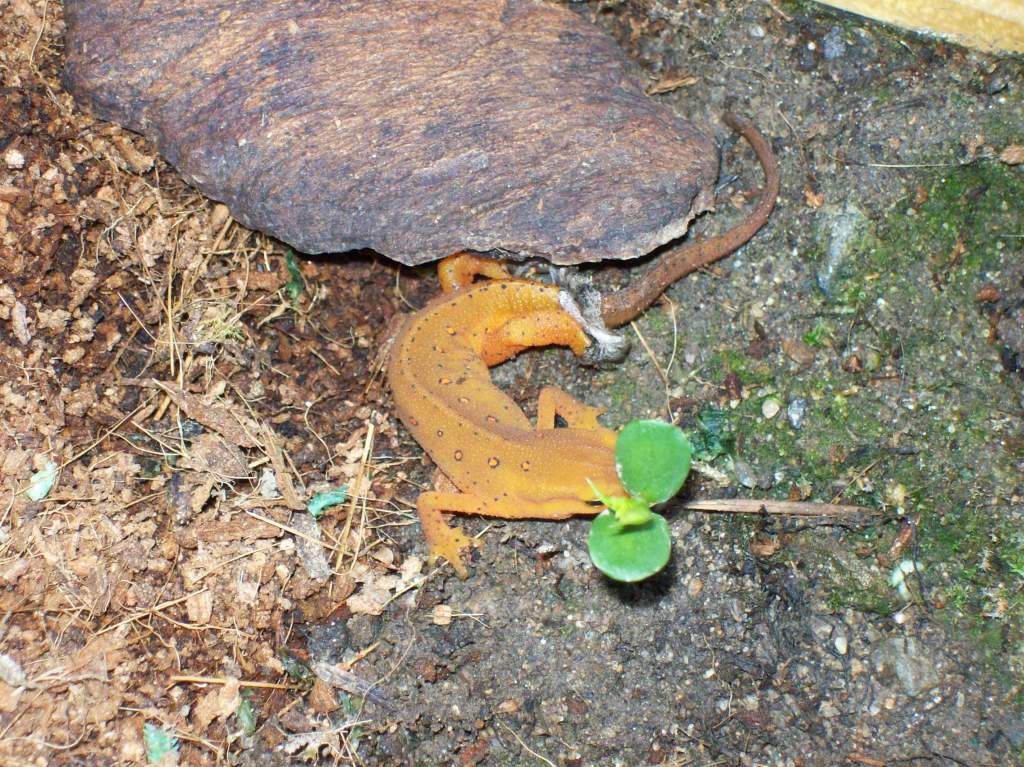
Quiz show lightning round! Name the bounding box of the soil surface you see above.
[1,1,1022,766]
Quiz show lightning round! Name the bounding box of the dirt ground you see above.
[1,1,1023,765]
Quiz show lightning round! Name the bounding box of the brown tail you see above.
[601,112,780,329]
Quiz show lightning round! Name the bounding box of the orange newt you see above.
[387,253,625,576]
[387,113,780,577]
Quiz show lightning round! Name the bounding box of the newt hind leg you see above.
[536,385,605,430]
[417,489,479,578]
[438,252,512,292]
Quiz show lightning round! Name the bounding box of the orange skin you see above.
[387,253,625,576]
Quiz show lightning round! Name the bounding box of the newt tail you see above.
[600,112,780,328]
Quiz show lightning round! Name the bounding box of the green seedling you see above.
[803,318,833,348]
[587,420,692,582]
[143,722,179,764]
[277,649,315,689]
[307,486,348,519]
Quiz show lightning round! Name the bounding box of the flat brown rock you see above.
[63,0,719,265]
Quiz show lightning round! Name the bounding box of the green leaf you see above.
[803,319,832,347]
[278,650,315,687]
[588,509,671,582]
[284,249,304,302]
[25,460,57,502]
[615,420,691,505]
[307,486,348,519]
[143,722,179,764]
[688,408,734,462]
[235,696,257,736]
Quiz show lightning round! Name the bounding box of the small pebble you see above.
[687,577,703,598]
[3,148,25,169]
[822,26,846,61]
[761,397,781,419]
[787,398,808,429]
[734,458,758,489]
[985,71,1010,95]
[748,24,766,39]
[834,635,848,655]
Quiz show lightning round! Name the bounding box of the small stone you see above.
[787,398,808,429]
[818,700,840,718]
[834,635,848,655]
[687,577,703,598]
[347,613,379,648]
[872,636,940,697]
[985,71,1010,95]
[761,397,781,419]
[816,203,868,296]
[822,26,846,61]
[3,148,25,169]
[734,458,758,489]
[748,24,766,39]
[734,459,773,490]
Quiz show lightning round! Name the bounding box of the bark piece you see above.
[63,0,718,265]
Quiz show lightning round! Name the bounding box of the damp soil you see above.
[1,1,1022,766]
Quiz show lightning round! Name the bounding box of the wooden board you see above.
[815,0,1024,52]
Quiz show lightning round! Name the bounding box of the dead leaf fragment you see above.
[112,135,155,174]
[803,186,825,208]
[646,74,698,95]
[182,433,249,481]
[496,699,520,715]
[975,284,1001,302]
[782,337,817,366]
[750,535,782,558]
[290,512,332,582]
[186,590,214,624]
[136,379,260,448]
[308,678,339,714]
[138,216,170,267]
[999,144,1024,165]
[192,678,241,731]
[431,604,453,626]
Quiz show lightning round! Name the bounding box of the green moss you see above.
[620,151,1023,679]
[852,161,1023,300]
[756,162,1022,667]
[872,84,894,106]
[815,161,1024,671]
[828,578,901,616]
[981,108,1024,147]
[704,348,774,388]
